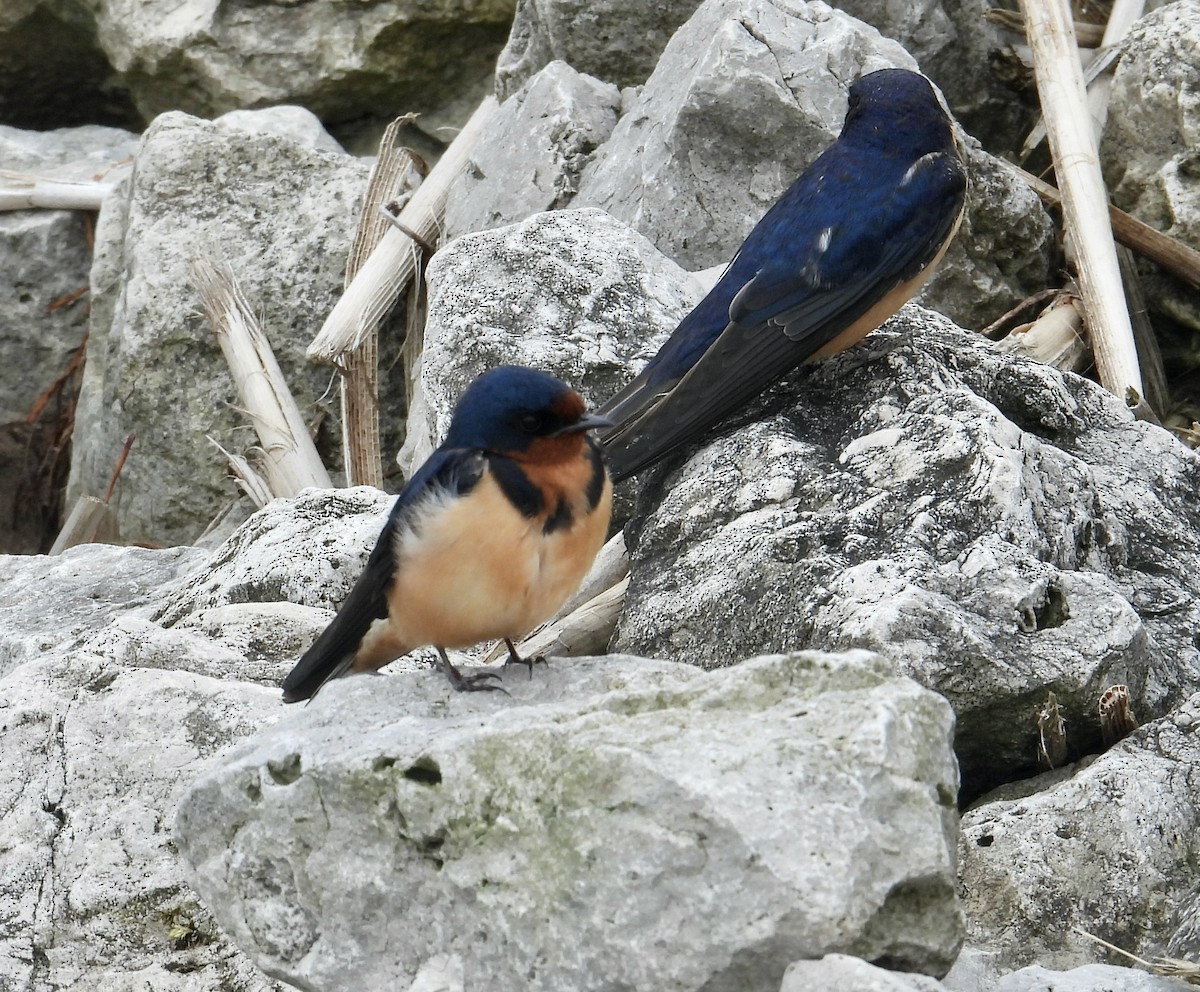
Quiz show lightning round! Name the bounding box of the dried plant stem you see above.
[1007,163,1200,291]
[338,118,423,487]
[0,170,127,211]
[307,96,497,364]
[1021,0,1144,404]
[192,258,332,497]
[995,293,1091,372]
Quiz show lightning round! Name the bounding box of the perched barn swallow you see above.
[282,366,613,702]
[600,68,968,481]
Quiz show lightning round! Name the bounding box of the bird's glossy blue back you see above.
[442,365,578,452]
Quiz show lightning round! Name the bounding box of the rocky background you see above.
[4,0,1200,990]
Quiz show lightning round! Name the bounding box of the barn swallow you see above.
[599,68,968,481]
[281,365,613,702]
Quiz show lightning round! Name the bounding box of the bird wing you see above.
[280,448,486,702]
[602,150,966,482]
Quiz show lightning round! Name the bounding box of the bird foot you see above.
[503,638,547,680]
[436,649,508,694]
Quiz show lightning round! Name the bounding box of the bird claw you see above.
[503,638,547,680]
[436,648,509,694]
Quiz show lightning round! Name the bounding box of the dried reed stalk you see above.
[192,258,332,497]
[1007,163,1200,291]
[0,170,127,211]
[307,96,497,364]
[339,119,424,487]
[1021,0,1144,404]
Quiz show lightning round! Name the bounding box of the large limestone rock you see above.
[67,110,375,548]
[960,691,1200,971]
[613,309,1200,802]
[1102,0,1200,335]
[176,651,962,991]
[496,0,705,99]
[443,60,622,242]
[0,0,516,141]
[0,535,287,991]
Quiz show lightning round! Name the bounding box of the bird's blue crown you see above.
[444,365,583,452]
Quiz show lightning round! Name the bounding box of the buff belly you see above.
[356,471,611,667]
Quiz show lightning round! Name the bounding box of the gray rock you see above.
[153,487,389,615]
[444,60,621,242]
[613,307,1200,801]
[67,112,375,548]
[960,700,1200,969]
[1101,0,1200,334]
[991,963,1194,992]
[574,0,914,273]
[782,954,950,990]
[176,650,962,991]
[22,0,512,141]
[0,653,284,991]
[400,207,703,473]
[213,105,345,154]
[0,122,128,340]
[0,543,205,680]
[572,0,1053,331]
[496,0,705,99]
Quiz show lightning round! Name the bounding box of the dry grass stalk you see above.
[995,292,1091,372]
[1118,246,1169,419]
[1020,0,1144,404]
[307,96,497,364]
[207,437,275,508]
[1074,927,1200,985]
[339,118,425,488]
[984,7,1106,45]
[1098,683,1139,746]
[192,258,332,497]
[1035,690,1069,769]
[1008,162,1200,292]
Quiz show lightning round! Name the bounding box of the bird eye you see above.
[519,413,543,433]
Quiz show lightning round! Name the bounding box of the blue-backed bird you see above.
[281,365,613,702]
[599,68,968,482]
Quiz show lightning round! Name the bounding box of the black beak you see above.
[550,412,615,437]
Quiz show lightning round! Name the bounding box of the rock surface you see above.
[0,0,516,142]
[960,691,1200,970]
[176,651,962,991]
[1102,0,1200,334]
[613,309,1200,802]
[443,60,622,242]
[66,111,375,548]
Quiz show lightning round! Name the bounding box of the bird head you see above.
[443,365,612,460]
[844,68,955,156]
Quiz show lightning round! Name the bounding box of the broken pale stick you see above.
[0,169,129,211]
[994,292,1091,372]
[1021,0,1144,405]
[192,258,333,498]
[307,96,497,364]
[49,433,134,553]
